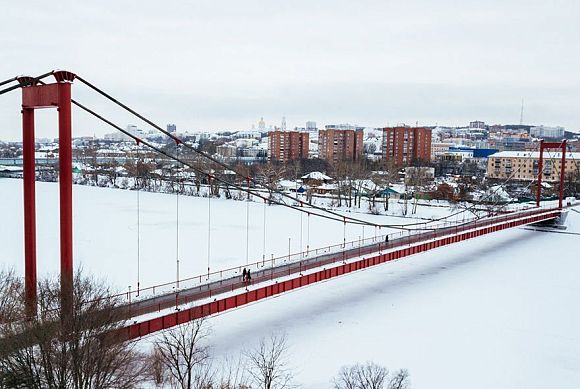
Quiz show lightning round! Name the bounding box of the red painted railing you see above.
[115,207,561,341]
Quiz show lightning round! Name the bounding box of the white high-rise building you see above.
[306,121,317,131]
[126,124,146,137]
[530,125,565,139]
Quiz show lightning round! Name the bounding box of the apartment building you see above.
[268,130,309,163]
[486,151,580,182]
[382,127,432,166]
[318,128,364,163]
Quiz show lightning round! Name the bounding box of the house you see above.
[300,171,333,186]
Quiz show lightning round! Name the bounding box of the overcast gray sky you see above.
[1,0,579,141]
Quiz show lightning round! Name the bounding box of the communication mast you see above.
[281,116,287,131]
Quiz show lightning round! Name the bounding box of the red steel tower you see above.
[19,70,76,321]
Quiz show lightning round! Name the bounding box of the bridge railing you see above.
[103,202,555,306]
[55,202,555,314]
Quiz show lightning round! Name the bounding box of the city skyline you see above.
[1,0,579,141]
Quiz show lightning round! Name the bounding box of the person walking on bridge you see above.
[242,268,247,282]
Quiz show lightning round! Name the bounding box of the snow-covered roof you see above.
[34,151,57,158]
[301,171,332,181]
[487,185,512,201]
[389,184,406,194]
[278,180,298,189]
[0,165,23,172]
[489,151,580,159]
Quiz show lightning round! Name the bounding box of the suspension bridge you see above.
[1,70,574,342]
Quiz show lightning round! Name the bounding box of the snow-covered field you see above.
[2,178,579,388]
[0,179,454,292]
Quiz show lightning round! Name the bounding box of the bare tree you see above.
[332,362,410,389]
[333,160,366,208]
[147,345,168,388]
[379,160,400,211]
[216,354,251,389]
[244,333,293,389]
[255,162,287,202]
[387,369,410,389]
[405,167,431,215]
[0,268,23,324]
[333,362,388,389]
[0,269,147,389]
[124,152,155,191]
[153,318,213,389]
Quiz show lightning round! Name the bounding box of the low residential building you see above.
[486,151,580,182]
[300,171,333,186]
[431,142,455,160]
[216,144,237,158]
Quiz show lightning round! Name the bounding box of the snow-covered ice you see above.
[204,209,580,388]
[1,178,578,388]
[0,179,451,292]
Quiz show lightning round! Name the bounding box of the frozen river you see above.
[1,179,454,292]
[2,178,578,388]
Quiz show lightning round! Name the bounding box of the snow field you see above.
[2,178,578,388]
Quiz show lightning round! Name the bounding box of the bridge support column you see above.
[559,141,566,209]
[22,107,37,318]
[536,139,567,209]
[19,71,76,323]
[58,82,73,322]
[536,140,544,207]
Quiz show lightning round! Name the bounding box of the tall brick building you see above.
[268,130,309,163]
[382,127,432,166]
[318,128,364,163]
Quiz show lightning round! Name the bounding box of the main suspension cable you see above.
[69,98,367,227]
[7,71,541,230]
[207,174,212,278]
[175,144,181,289]
[0,76,17,88]
[0,71,54,96]
[70,93,546,233]
[73,75,428,229]
[135,146,142,296]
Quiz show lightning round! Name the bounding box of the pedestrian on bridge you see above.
[242,268,247,282]
[247,269,251,283]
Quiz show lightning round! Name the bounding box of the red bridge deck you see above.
[116,207,562,341]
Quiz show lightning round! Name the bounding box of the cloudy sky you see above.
[1,0,579,140]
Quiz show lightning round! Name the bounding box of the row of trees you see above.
[0,269,144,388]
[0,269,410,389]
